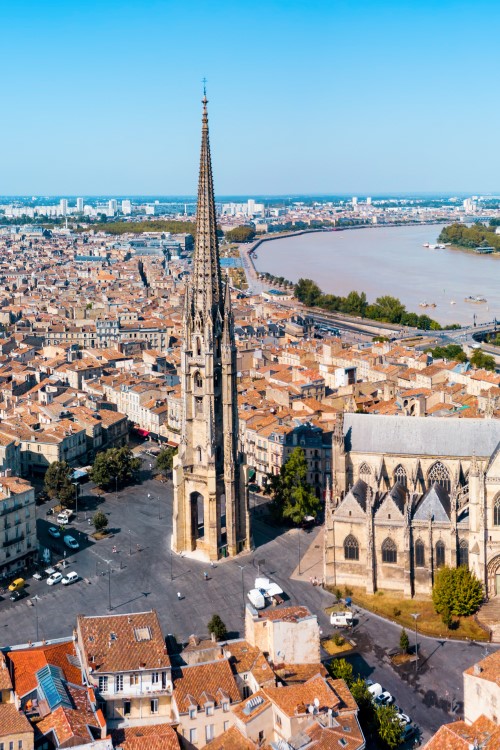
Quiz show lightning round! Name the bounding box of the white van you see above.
[61,571,79,585]
[330,610,354,627]
[367,682,383,700]
[247,589,266,609]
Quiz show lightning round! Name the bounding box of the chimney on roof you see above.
[473,663,483,675]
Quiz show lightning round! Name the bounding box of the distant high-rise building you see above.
[108,199,117,216]
[76,197,84,212]
[352,197,358,207]
[122,199,132,215]
[59,198,68,216]
[366,197,372,205]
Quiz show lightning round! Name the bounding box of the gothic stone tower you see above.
[172,94,250,561]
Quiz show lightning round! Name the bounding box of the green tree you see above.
[371,295,406,324]
[225,225,256,243]
[89,447,141,490]
[470,349,496,371]
[207,614,228,640]
[92,510,109,533]
[350,678,376,732]
[44,461,75,508]
[432,566,483,617]
[328,658,353,685]
[156,446,177,475]
[375,704,403,749]
[295,278,323,307]
[399,628,410,654]
[266,447,321,524]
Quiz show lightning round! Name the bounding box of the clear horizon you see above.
[1,0,500,195]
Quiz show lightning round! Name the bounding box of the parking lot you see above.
[0,454,497,745]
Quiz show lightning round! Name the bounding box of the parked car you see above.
[394,707,411,725]
[48,526,61,538]
[64,535,79,550]
[32,571,44,581]
[9,589,27,602]
[367,682,383,700]
[8,578,25,592]
[47,572,63,586]
[248,483,260,493]
[375,691,395,706]
[401,723,417,742]
[330,609,354,627]
[57,513,69,524]
[61,571,79,585]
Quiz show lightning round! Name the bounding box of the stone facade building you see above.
[324,412,500,598]
[172,95,250,560]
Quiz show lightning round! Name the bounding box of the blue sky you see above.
[1,0,499,195]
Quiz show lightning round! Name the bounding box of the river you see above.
[254,224,500,326]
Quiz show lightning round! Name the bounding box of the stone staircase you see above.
[477,598,500,641]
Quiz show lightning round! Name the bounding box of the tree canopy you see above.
[156,446,177,475]
[77,220,197,237]
[470,349,496,372]
[207,614,228,640]
[225,225,256,243]
[92,510,108,533]
[265,447,321,524]
[44,461,75,508]
[294,278,445,331]
[89,447,141,489]
[439,222,500,251]
[375,705,403,749]
[432,566,483,617]
[427,343,468,363]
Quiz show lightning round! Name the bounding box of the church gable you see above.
[375,485,406,521]
[334,479,368,520]
[413,483,450,522]
[486,442,500,479]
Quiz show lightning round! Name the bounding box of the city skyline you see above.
[2,0,500,195]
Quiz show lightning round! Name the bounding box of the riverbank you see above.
[252,224,500,326]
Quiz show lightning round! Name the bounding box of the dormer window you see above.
[189,707,196,719]
[206,704,214,716]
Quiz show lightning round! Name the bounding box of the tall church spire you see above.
[192,91,222,315]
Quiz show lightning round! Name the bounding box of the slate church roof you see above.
[413,483,451,522]
[343,413,500,458]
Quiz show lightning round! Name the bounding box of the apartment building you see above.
[76,611,173,729]
[0,476,36,579]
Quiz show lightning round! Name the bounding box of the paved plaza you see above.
[0,460,497,744]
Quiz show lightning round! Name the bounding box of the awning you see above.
[135,429,149,437]
[248,468,256,480]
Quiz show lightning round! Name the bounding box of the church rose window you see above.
[343,535,359,561]
[394,465,407,488]
[428,462,451,492]
[435,540,445,568]
[415,539,425,567]
[494,497,500,526]
[382,538,397,564]
[458,539,469,568]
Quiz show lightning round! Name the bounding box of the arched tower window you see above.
[393,465,407,488]
[428,462,451,492]
[359,462,371,483]
[415,539,425,568]
[435,540,446,568]
[494,497,500,526]
[195,338,202,357]
[194,371,202,389]
[196,446,203,464]
[382,538,397,564]
[343,535,359,561]
[458,539,469,568]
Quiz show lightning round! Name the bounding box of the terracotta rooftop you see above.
[258,605,312,623]
[8,640,82,698]
[77,610,170,673]
[423,715,500,749]
[173,659,240,714]
[111,724,181,750]
[0,703,34,738]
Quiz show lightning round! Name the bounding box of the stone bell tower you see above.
[172,92,250,561]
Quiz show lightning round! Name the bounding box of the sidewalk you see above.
[289,527,324,582]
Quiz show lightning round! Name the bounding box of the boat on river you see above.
[419,301,437,308]
[464,295,487,304]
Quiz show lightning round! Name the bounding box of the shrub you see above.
[399,628,410,654]
[207,614,228,641]
[393,607,401,617]
[344,586,353,597]
[92,511,108,533]
[433,566,483,617]
[335,588,343,601]
[332,633,345,647]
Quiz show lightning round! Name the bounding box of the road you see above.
[1,464,495,744]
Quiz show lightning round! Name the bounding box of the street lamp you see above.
[107,561,112,611]
[128,529,132,556]
[411,612,420,673]
[32,595,40,641]
[237,564,247,617]
[297,526,302,575]
[72,482,79,519]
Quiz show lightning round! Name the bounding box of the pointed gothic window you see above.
[394,465,407,488]
[196,446,203,464]
[458,539,469,568]
[194,372,202,389]
[359,462,371,483]
[195,338,202,357]
[494,497,500,526]
[428,462,451,492]
[415,539,425,567]
[195,397,203,415]
[435,540,446,568]
[344,535,359,561]
[382,538,397,564]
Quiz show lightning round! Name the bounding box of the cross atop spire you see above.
[191,91,222,317]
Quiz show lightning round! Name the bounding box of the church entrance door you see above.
[496,573,500,596]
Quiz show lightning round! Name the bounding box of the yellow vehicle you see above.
[8,578,25,592]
